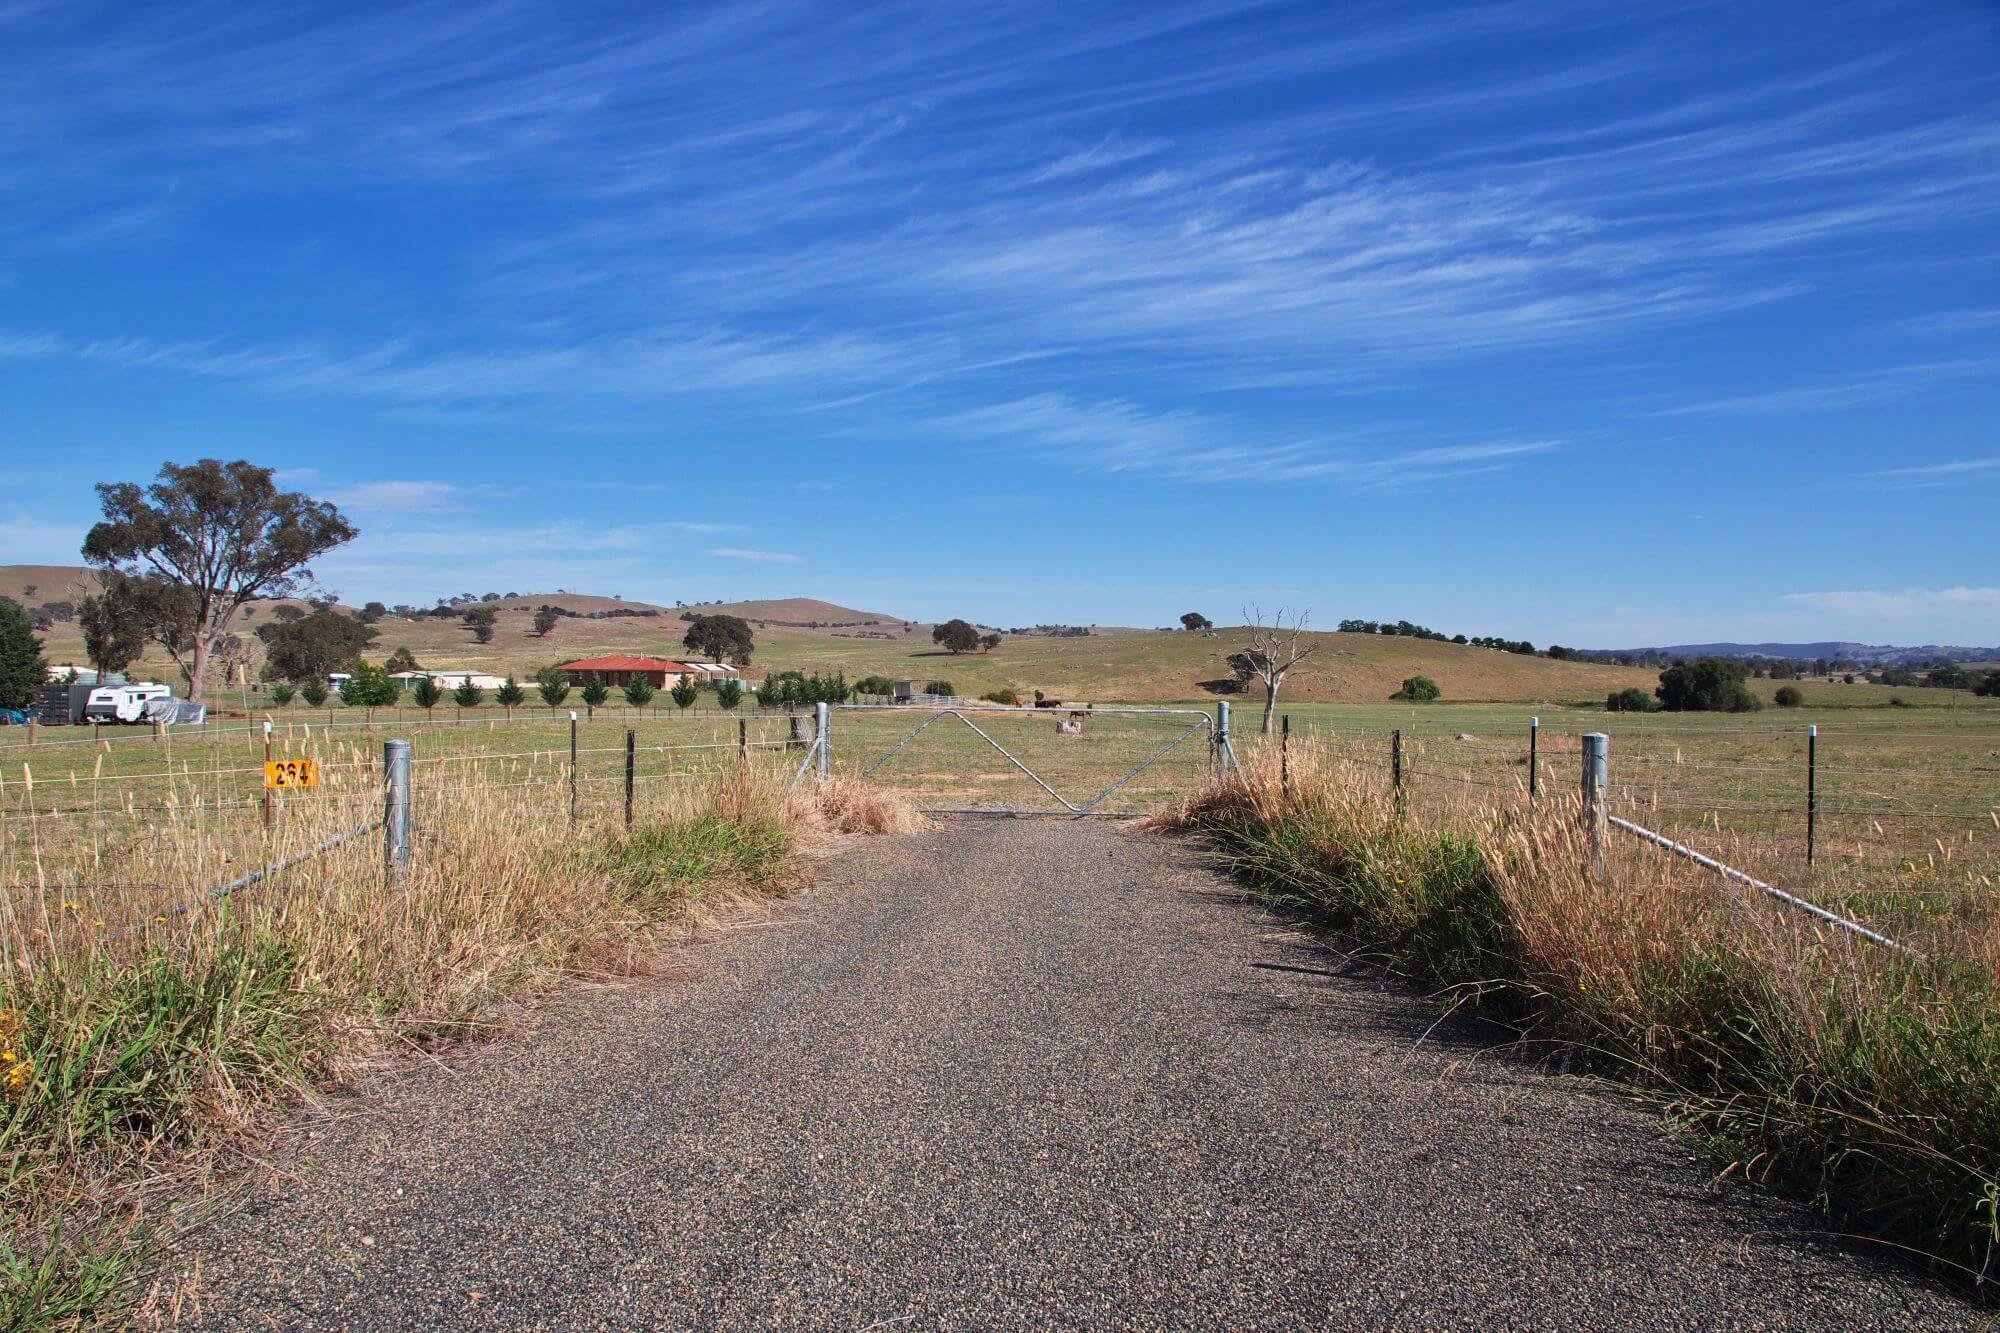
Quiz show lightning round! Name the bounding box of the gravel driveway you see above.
[175,820,1980,1330]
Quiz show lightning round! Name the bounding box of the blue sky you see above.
[3,1,1998,646]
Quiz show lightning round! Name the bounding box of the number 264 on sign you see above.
[264,758,320,789]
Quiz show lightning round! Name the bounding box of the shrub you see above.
[1390,675,1440,703]
[413,676,443,710]
[580,675,610,709]
[1656,658,1761,712]
[982,688,1023,706]
[855,675,895,698]
[714,678,744,710]
[925,680,954,697]
[269,682,296,706]
[299,679,329,707]
[338,662,402,708]
[535,665,570,707]
[623,675,657,707]
[754,670,850,706]
[453,677,483,709]
[1774,685,1803,708]
[670,676,699,709]
[496,675,526,709]
[1606,687,1655,713]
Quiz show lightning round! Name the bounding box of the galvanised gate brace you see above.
[791,702,1242,816]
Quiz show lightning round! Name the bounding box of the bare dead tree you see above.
[1238,606,1315,734]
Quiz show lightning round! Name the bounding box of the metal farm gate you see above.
[789,702,1243,816]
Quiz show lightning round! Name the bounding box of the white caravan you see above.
[83,682,174,724]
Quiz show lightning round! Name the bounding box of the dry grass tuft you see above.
[0,760,919,1328]
[792,774,930,837]
[1158,736,2000,1295]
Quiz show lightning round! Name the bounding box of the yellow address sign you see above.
[263,758,320,790]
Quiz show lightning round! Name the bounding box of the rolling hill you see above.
[22,564,1968,707]
[0,563,98,605]
[329,617,1663,705]
[1620,641,2000,666]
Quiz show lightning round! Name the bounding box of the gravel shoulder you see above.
[172,820,1982,1330]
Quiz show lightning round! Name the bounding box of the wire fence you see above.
[1266,715,1998,952]
[824,703,1224,816]
[6,702,1993,952]
[0,711,823,924]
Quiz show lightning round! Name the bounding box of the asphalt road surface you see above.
[178,820,1980,1330]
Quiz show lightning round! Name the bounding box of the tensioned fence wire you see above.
[0,702,817,753]
[1,713,815,927]
[829,705,1219,815]
[1265,718,1996,952]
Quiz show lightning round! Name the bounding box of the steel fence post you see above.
[569,710,579,826]
[262,720,274,832]
[1281,713,1290,796]
[1391,728,1403,802]
[815,701,830,779]
[1806,724,1817,867]
[1528,716,1538,804]
[625,728,636,829]
[1581,732,1607,876]
[1215,701,1230,781]
[384,738,411,885]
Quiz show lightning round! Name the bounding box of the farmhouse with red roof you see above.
[555,655,720,687]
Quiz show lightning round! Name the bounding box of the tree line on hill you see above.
[1600,657,2000,713]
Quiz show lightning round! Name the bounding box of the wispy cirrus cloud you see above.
[1645,358,1999,416]
[325,480,467,513]
[0,323,958,409]
[1863,456,2000,488]
[934,393,1557,488]
[2,0,1998,533]
[310,518,773,604]
[704,547,805,564]
[1024,134,1167,183]
[1780,587,2000,621]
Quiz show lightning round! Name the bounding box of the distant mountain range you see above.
[1612,642,2000,666]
